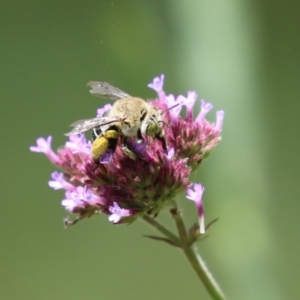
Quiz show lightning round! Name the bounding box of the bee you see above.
[65,81,167,166]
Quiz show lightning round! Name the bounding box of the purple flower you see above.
[187,183,205,234]
[61,186,104,225]
[165,94,183,120]
[195,100,213,123]
[166,148,175,160]
[65,134,91,154]
[130,139,148,154]
[30,136,59,164]
[30,136,52,153]
[181,91,198,119]
[215,110,225,132]
[108,202,133,223]
[97,104,112,117]
[48,172,74,191]
[148,74,165,94]
[148,74,166,103]
[30,75,224,226]
[99,149,114,164]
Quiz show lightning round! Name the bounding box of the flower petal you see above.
[186,184,205,234]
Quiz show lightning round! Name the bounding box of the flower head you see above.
[30,75,223,226]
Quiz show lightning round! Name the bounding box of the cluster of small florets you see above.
[30,75,224,231]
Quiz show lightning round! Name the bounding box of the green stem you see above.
[142,204,226,300]
[142,215,180,247]
[170,201,226,300]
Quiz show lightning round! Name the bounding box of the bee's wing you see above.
[87,81,131,100]
[65,116,122,136]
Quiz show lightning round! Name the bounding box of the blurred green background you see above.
[1,1,299,299]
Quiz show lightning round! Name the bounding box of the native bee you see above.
[65,81,167,165]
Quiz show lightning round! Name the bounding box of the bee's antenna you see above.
[161,103,180,115]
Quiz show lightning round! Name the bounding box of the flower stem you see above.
[142,204,226,300]
[170,201,226,300]
[142,215,180,247]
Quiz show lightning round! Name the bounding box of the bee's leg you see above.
[155,134,167,152]
[121,136,137,160]
[123,148,137,160]
[137,128,143,143]
[92,126,102,141]
[91,162,99,174]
